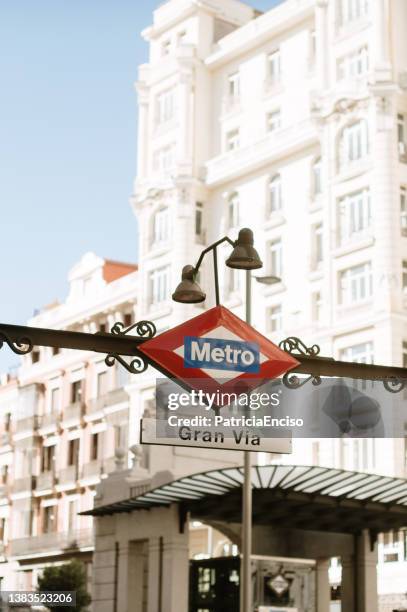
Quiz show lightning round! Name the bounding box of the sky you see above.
[0,0,282,373]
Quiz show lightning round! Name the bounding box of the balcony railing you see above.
[0,483,9,498]
[12,476,35,493]
[58,465,78,485]
[9,528,94,557]
[81,459,103,479]
[205,118,317,186]
[86,388,128,415]
[15,416,39,434]
[39,412,59,429]
[36,471,54,491]
[0,430,12,445]
[62,401,84,423]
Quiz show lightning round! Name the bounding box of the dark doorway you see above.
[189,557,240,612]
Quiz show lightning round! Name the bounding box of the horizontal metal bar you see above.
[0,323,144,356]
[292,355,407,381]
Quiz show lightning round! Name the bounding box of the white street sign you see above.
[140,418,292,454]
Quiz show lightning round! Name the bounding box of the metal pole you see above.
[240,270,252,612]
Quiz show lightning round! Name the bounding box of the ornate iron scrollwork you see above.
[0,332,33,355]
[104,319,156,374]
[110,320,156,339]
[279,337,320,357]
[382,378,407,394]
[282,372,322,390]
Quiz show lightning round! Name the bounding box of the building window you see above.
[269,174,282,213]
[68,438,80,468]
[50,388,60,413]
[312,157,322,196]
[340,341,374,364]
[152,208,170,245]
[267,50,281,85]
[41,445,55,473]
[71,380,83,404]
[312,291,323,322]
[149,267,170,306]
[97,371,108,398]
[124,312,133,328]
[339,0,369,25]
[338,188,371,243]
[153,145,176,174]
[225,129,240,151]
[398,114,407,158]
[228,193,240,229]
[401,187,407,235]
[402,261,407,291]
[312,223,323,268]
[309,30,316,68]
[195,202,203,238]
[227,72,240,102]
[156,89,175,126]
[270,239,282,278]
[337,47,369,80]
[42,506,57,534]
[267,110,281,133]
[269,305,282,332]
[339,120,369,168]
[90,433,100,461]
[403,341,407,368]
[339,262,372,305]
[161,39,171,56]
[67,499,77,533]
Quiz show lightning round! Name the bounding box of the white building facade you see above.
[131,0,407,610]
[1,0,407,610]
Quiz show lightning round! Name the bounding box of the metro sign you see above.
[138,306,299,407]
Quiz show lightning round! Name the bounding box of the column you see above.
[371,0,392,80]
[316,558,331,612]
[356,530,378,612]
[91,518,117,612]
[147,537,161,612]
[135,85,149,179]
[341,554,355,612]
[315,0,329,90]
[161,536,189,612]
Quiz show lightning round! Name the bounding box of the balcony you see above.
[205,118,317,187]
[15,416,39,435]
[86,388,128,417]
[58,465,78,486]
[61,401,84,426]
[0,430,12,446]
[0,482,9,498]
[81,459,103,480]
[39,412,59,432]
[12,476,35,494]
[35,471,54,492]
[9,528,93,558]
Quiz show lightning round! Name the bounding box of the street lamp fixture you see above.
[254,275,281,285]
[225,228,263,270]
[172,227,263,306]
[172,265,206,304]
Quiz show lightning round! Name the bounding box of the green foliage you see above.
[37,559,91,611]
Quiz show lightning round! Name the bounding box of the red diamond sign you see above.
[138,306,299,406]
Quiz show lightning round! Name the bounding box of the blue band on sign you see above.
[184,336,260,373]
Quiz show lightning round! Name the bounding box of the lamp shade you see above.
[172,265,206,303]
[226,228,263,270]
